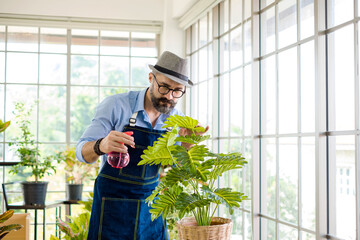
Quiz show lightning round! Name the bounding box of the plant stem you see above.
[209,203,219,225]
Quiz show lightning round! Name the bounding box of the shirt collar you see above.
[133,88,148,113]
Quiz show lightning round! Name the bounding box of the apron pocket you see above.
[99,198,140,240]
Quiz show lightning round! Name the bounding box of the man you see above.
[76,51,193,240]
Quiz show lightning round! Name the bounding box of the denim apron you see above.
[87,112,169,240]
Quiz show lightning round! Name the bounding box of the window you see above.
[186,0,359,239]
[0,23,159,237]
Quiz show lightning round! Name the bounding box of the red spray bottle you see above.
[107,131,133,169]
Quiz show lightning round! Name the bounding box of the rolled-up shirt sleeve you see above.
[76,96,117,163]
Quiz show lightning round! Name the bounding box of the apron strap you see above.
[129,112,138,127]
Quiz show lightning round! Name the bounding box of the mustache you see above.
[159,98,175,104]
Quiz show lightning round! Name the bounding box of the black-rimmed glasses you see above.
[152,73,186,98]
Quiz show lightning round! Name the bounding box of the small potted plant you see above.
[53,147,98,201]
[139,115,247,240]
[8,102,57,206]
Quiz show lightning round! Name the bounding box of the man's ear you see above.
[148,72,153,83]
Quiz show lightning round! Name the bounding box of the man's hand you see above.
[99,131,135,154]
[179,125,210,150]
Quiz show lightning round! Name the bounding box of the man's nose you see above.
[164,90,174,100]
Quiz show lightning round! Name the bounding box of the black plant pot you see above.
[21,181,48,206]
[66,183,83,201]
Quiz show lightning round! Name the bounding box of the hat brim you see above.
[149,64,193,87]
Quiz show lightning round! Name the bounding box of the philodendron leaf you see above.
[172,145,208,175]
[0,120,10,133]
[0,210,14,223]
[202,186,247,215]
[149,185,183,221]
[163,115,205,133]
[138,146,176,166]
[145,182,167,205]
[175,193,212,219]
[208,152,247,180]
[175,135,210,145]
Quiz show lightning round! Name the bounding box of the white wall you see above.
[0,0,197,56]
[0,0,164,21]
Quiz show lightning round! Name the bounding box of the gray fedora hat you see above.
[149,51,193,87]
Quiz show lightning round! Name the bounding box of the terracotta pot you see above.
[176,217,233,240]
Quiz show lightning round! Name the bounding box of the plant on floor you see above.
[8,102,56,181]
[139,115,248,226]
[0,210,23,239]
[50,192,93,240]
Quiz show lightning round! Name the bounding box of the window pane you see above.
[131,57,156,86]
[39,54,67,84]
[100,56,129,86]
[230,26,243,69]
[190,85,199,119]
[261,218,276,239]
[231,0,242,28]
[70,87,98,142]
[192,22,198,51]
[5,85,37,142]
[0,52,4,83]
[199,15,207,47]
[261,0,275,9]
[300,41,315,132]
[39,86,66,142]
[100,31,129,56]
[244,21,252,63]
[301,232,316,240]
[244,65,252,136]
[278,47,297,134]
[230,68,243,137]
[279,137,298,224]
[244,0,252,19]
[7,53,38,83]
[71,55,99,85]
[221,0,230,34]
[261,7,275,55]
[279,224,298,238]
[191,52,198,83]
[0,84,3,121]
[199,47,208,81]
[7,26,38,52]
[244,211,252,239]
[327,0,353,28]
[186,28,191,54]
[243,139,252,210]
[328,25,354,131]
[100,87,129,102]
[261,55,276,134]
[208,44,213,79]
[262,138,276,217]
[0,26,5,51]
[301,137,315,230]
[300,0,314,39]
[131,32,157,57]
[220,34,230,73]
[209,11,213,41]
[40,28,67,53]
[71,29,99,54]
[231,209,243,238]
[198,81,208,125]
[220,74,230,136]
[330,136,356,239]
[278,0,297,49]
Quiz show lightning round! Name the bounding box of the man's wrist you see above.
[94,138,105,156]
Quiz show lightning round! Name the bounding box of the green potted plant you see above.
[139,115,247,240]
[8,102,57,206]
[53,146,98,201]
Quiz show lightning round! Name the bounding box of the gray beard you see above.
[149,86,176,114]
